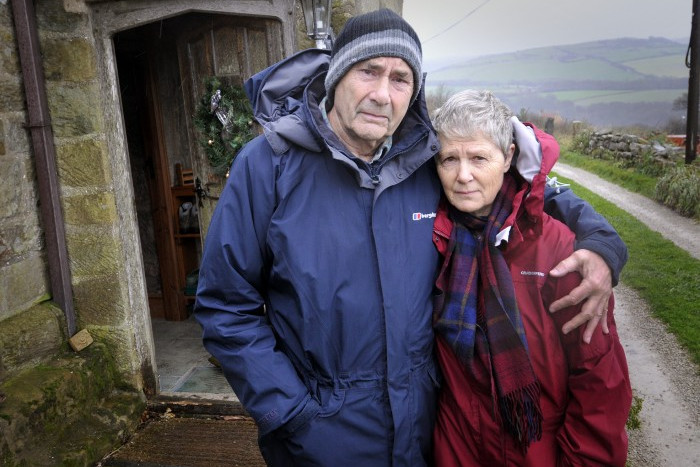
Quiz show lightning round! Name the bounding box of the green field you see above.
[428,38,687,84]
[430,57,644,84]
[546,89,686,106]
[572,40,686,64]
[624,55,689,78]
[424,86,686,107]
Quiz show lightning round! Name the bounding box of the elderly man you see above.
[194,9,627,466]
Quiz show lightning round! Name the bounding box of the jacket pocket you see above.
[316,385,346,418]
[272,385,393,466]
[432,290,445,323]
[409,358,440,464]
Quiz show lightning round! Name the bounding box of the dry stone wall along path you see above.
[552,162,700,467]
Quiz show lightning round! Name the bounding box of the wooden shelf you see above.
[169,181,201,320]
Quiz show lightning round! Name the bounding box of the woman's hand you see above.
[549,249,613,343]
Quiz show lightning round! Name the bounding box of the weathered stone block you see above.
[0,342,145,466]
[0,28,20,76]
[611,142,627,151]
[0,119,5,156]
[35,0,89,34]
[2,115,31,156]
[89,327,142,380]
[69,328,93,352]
[66,231,122,277]
[0,158,36,221]
[0,156,20,218]
[0,303,65,376]
[0,218,44,268]
[0,237,9,266]
[42,38,97,82]
[1,254,50,316]
[56,138,111,188]
[46,82,104,137]
[0,79,25,113]
[0,3,12,28]
[72,275,127,327]
[64,192,118,226]
[629,142,644,153]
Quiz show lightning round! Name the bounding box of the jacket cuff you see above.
[574,238,628,286]
[274,395,321,437]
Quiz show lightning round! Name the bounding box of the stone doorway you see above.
[90,1,294,397]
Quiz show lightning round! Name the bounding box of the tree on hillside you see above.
[673,93,688,111]
[668,93,700,133]
[426,85,453,115]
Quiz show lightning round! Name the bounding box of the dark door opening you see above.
[113,17,215,398]
[112,11,285,398]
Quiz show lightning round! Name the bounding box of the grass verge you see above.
[559,150,658,199]
[626,395,644,431]
[549,172,700,370]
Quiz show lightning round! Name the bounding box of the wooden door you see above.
[116,12,288,321]
[144,59,182,320]
[137,13,285,320]
[176,14,284,239]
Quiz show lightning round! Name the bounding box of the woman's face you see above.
[436,134,515,217]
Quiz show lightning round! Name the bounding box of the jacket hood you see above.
[244,49,330,154]
[244,48,435,157]
[504,120,560,238]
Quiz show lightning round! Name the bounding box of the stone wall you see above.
[0,0,146,386]
[1,334,145,465]
[0,2,50,324]
[580,130,685,164]
[1,1,146,463]
[1,0,406,388]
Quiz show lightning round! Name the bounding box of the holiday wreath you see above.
[193,77,256,176]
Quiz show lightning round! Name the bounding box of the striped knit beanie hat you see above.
[324,8,423,108]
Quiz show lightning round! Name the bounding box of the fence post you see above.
[685,0,699,164]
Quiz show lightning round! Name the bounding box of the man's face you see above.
[327,57,414,159]
[436,134,515,217]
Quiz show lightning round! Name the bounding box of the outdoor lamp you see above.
[301,0,333,49]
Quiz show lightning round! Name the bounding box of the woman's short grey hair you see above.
[432,89,514,156]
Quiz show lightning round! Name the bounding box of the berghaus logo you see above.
[412,212,436,221]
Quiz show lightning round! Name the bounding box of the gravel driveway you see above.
[552,162,700,260]
[553,162,700,466]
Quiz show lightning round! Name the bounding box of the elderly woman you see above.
[431,90,632,466]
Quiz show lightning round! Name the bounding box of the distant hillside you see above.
[425,37,689,128]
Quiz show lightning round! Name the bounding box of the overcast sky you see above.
[403,0,693,69]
